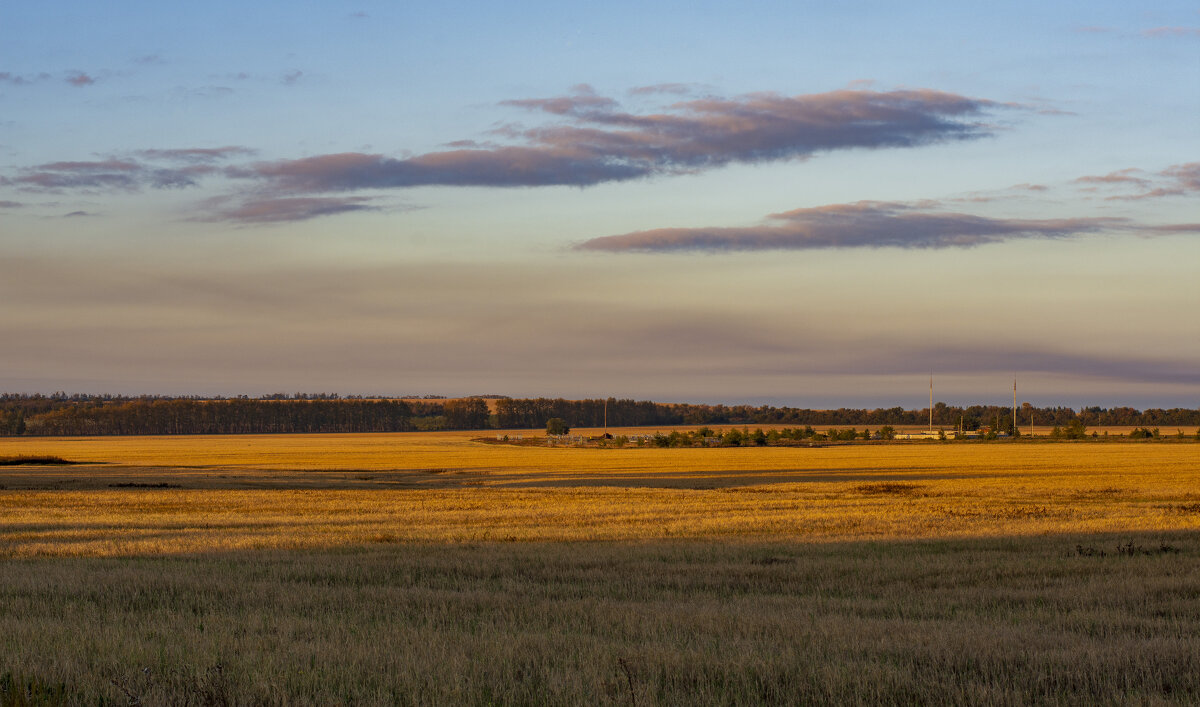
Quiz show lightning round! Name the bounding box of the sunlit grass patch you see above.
[1,440,1199,556]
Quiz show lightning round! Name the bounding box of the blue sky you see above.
[2,1,1197,407]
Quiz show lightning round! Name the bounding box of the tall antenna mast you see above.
[603,397,608,434]
[1013,377,1017,437]
[929,372,933,433]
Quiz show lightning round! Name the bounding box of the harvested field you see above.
[2,432,1199,555]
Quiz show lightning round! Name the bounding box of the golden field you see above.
[2,430,1199,557]
[4,430,1200,704]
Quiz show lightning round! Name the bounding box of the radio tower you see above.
[1013,378,1017,436]
[929,372,933,433]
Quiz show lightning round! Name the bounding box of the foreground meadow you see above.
[5,536,1200,705]
[2,431,1200,703]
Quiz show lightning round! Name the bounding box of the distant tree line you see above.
[1,393,1199,437]
[494,398,679,429]
[1,397,414,436]
[505,399,1200,432]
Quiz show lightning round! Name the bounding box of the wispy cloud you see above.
[193,195,379,223]
[627,83,694,96]
[236,86,1015,193]
[0,71,51,85]
[3,148,252,193]
[281,70,303,85]
[1073,168,1153,190]
[65,71,96,87]
[5,159,147,191]
[1074,161,1200,201]
[574,200,1188,253]
[175,85,236,99]
[135,146,256,163]
[1162,162,1200,192]
[1141,26,1200,38]
[5,159,214,191]
[945,182,1051,204]
[1,69,99,86]
[63,210,98,217]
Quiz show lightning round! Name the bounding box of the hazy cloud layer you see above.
[238,87,1010,193]
[3,254,1197,400]
[812,343,1200,386]
[576,201,1140,252]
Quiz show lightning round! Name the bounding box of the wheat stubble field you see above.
[2,431,1200,704]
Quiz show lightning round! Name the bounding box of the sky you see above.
[1,1,1198,408]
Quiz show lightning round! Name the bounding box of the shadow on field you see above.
[0,463,1004,491]
[3,530,1200,705]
